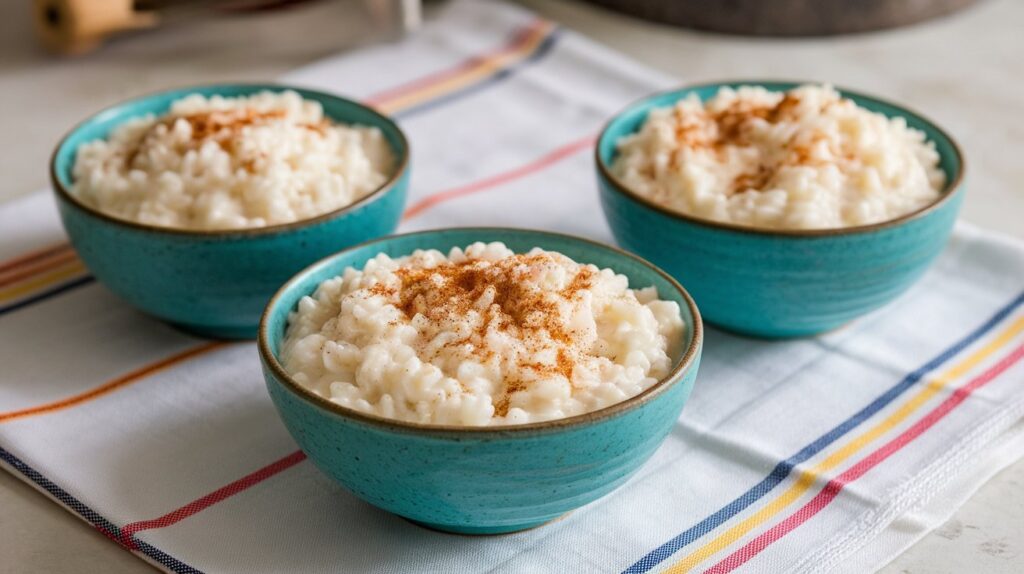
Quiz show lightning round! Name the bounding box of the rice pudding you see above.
[71,90,394,230]
[281,242,685,426]
[611,84,945,230]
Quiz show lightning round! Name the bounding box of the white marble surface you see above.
[1,0,1022,572]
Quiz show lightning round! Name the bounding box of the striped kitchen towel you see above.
[2,1,1024,572]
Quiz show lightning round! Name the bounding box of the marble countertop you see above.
[1,0,1021,572]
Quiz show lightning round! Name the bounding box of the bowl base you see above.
[402,512,571,536]
[169,320,256,341]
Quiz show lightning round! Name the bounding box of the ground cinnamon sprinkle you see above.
[668,91,844,195]
[714,101,772,146]
[182,109,287,141]
[733,165,772,193]
[614,84,946,231]
[663,92,823,194]
[282,243,685,425]
[126,109,330,168]
[493,379,525,418]
[370,253,596,416]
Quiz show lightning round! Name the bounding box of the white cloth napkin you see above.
[2,2,1023,573]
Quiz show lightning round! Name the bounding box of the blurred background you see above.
[0,0,1021,572]
[0,0,1020,241]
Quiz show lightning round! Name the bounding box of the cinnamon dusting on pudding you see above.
[667,92,820,194]
[369,253,597,415]
[126,109,331,169]
[690,92,826,194]
[72,90,394,231]
[280,243,685,426]
[612,84,944,229]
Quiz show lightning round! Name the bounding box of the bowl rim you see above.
[257,226,704,437]
[595,79,966,238]
[49,82,410,238]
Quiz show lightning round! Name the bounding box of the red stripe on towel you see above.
[403,134,596,220]
[704,342,1024,574]
[119,450,308,549]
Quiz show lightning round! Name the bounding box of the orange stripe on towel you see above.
[0,243,73,275]
[0,249,80,288]
[365,18,550,107]
[0,342,228,424]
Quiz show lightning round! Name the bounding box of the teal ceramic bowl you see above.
[258,228,703,534]
[50,84,409,339]
[597,81,965,338]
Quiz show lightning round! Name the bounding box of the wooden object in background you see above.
[584,0,983,36]
[34,0,157,55]
[33,0,421,56]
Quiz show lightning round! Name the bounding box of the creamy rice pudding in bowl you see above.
[51,84,409,338]
[259,228,703,533]
[597,81,965,337]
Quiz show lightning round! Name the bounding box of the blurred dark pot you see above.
[584,0,982,36]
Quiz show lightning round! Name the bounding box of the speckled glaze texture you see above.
[259,229,703,534]
[51,84,409,339]
[597,81,965,338]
